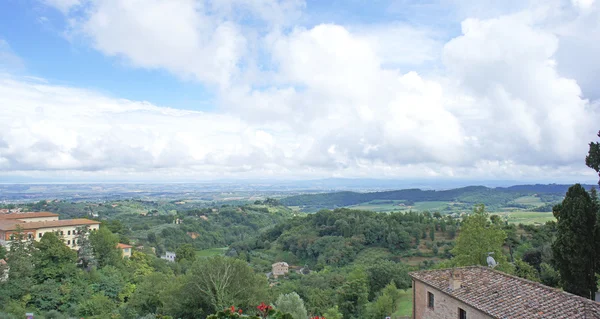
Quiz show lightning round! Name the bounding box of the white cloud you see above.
[13,0,600,182]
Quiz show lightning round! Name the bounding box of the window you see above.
[38,233,43,238]
[60,231,64,236]
[459,308,466,319]
[28,233,32,239]
[67,240,71,245]
[428,292,435,309]
[68,230,71,235]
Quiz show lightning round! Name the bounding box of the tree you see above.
[586,130,600,185]
[274,292,308,319]
[0,245,6,260]
[366,260,410,300]
[175,244,196,263]
[321,306,343,319]
[365,282,401,319]
[337,268,369,319]
[552,184,599,299]
[33,232,77,282]
[76,226,97,271]
[128,272,173,315]
[77,293,116,317]
[429,227,435,241]
[183,256,267,313]
[540,262,560,288]
[514,258,539,282]
[2,226,35,301]
[90,227,122,268]
[451,205,510,270]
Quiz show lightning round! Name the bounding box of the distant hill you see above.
[280,184,597,211]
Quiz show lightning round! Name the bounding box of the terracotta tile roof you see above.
[116,243,132,249]
[0,212,58,220]
[0,219,100,231]
[410,266,600,319]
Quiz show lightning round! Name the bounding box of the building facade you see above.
[117,243,133,258]
[161,251,176,262]
[272,262,289,278]
[410,266,600,319]
[0,212,100,250]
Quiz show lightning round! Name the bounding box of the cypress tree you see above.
[552,184,598,299]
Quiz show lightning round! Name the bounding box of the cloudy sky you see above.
[0,0,599,183]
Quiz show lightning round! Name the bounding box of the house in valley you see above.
[116,243,133,258]
[272,262,289,278]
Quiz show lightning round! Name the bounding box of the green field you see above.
[196,247,228,257]
[348,200,449,212]
[511,195,545,207]
[348,200,405,212]
[393,289,413,318]
[493,211,555,224]
[411,201,449,211]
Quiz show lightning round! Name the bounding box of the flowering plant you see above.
[206,304,294,319]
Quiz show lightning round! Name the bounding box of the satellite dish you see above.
[487,252,498,268]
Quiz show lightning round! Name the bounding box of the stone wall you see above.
[413,279,493,319]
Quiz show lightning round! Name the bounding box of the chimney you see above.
[449,270,463,291]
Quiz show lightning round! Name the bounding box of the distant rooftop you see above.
[0,219,100,231]
[410,266,600,319]
[117,243,132,249]
[0,212,58,220]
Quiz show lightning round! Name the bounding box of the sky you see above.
[0,0,599,183]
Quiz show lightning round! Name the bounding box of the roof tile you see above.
[410,266,600,319]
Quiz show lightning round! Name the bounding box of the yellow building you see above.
[117,243,133,258]
[0,212,100,250]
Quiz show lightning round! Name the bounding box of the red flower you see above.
[257,302,273,316]
[238,309,243,314]
[229,306,236,313]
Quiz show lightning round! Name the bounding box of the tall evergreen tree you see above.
[586,131,600,185]
[552,184,598,299]
[76,226,97,271]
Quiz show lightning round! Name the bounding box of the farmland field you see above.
[348,200,450,212]
[492,211,555,224]
[348,200,406,212]
[511,195,545,207]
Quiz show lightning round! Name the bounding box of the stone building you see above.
[272,262,289,278]
[410,266,600,319]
